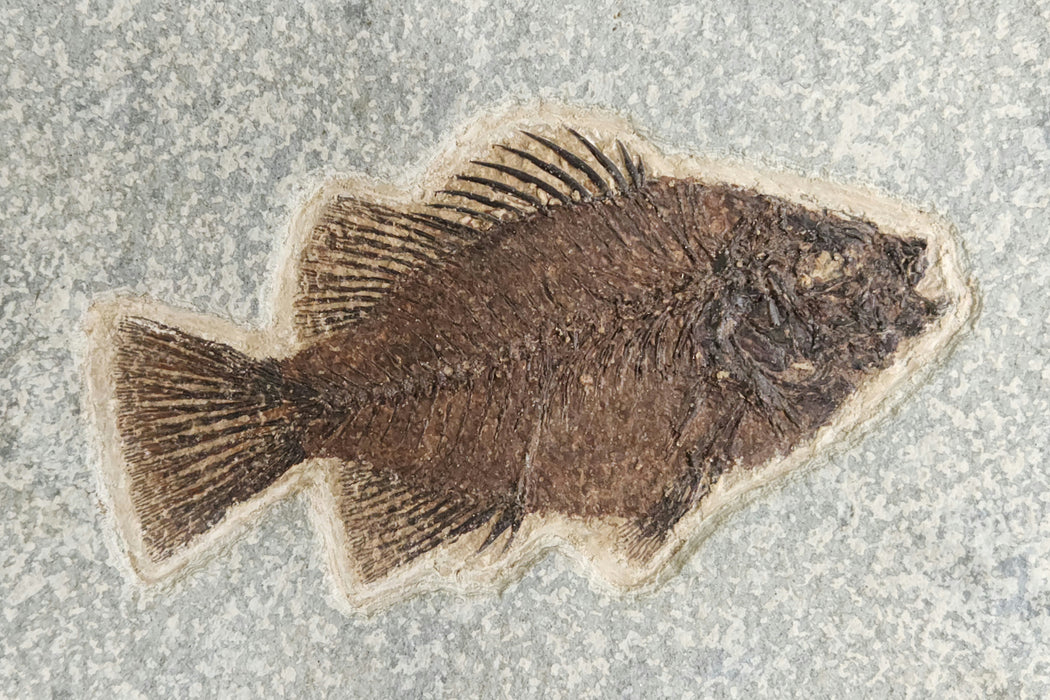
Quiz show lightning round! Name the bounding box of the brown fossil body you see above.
[91,116,957,601]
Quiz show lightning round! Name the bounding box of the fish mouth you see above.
[883,234,944,338]
[896,291,947,338]
[899,236,929,286]
[907,240,948,337]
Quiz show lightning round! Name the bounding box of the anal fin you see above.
[335,462,510,583]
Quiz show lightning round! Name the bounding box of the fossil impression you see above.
[86,108,972,610]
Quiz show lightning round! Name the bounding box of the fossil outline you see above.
[84,105,974,611]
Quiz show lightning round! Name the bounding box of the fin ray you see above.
[436,126,647,222]
[336,463,505,583]
[111,317,319,563]
[525,130,612,196]
[570,128,629,193]
[498,144,591,200]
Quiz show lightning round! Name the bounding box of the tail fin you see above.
[104,316,317,573]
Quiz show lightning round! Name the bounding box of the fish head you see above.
[715,205,945,431]
[776,209,944,372]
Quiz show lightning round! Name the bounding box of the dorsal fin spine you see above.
[439,188,525,215]
[454,175,546,209]
[617,140,641,189]
[569,128,629,194]
[472,160,573,205]
[524,130,613,197]
[497,144,590,201]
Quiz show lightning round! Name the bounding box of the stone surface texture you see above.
[2,0,1049,697]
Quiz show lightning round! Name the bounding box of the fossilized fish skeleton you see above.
[85,107,973,611]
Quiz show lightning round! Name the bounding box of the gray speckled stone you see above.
[2,0,1048,696]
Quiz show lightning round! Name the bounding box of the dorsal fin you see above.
[432,126,646,223]
[294,196,478,338]
[293,126,647,338]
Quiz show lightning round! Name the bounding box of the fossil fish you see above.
[86,108,972,609]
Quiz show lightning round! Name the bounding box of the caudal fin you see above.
[105,316,318,572]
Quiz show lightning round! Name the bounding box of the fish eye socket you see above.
[797,249,845,287]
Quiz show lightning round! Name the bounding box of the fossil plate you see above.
[84,105,974,612]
